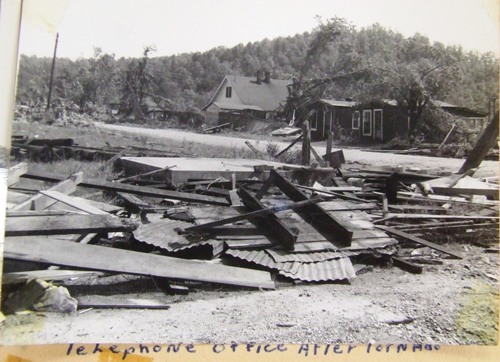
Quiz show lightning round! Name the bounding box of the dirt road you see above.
[99,123,498,177]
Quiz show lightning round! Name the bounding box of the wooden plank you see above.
[269,169,353,245]
[4,238,275,289]
[7,162,28,186]
[21,171,230,206]
[430,186,499,199]
[77,296,171,310]
[39,190,109,215]
[238,187,298,251]
[376,213,498,221]
[276,134,303,157]
[3,270,105,285]
[5,214,138,236]
[183,197,322,232]
[116,164,177,183]
[11,172,83,211]
[377,226,462,259]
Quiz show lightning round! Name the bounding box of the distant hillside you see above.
[16,22,498,118]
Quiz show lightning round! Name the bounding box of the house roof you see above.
[211,102,264,111]
[204,75,290,112]
[319,99,357,108]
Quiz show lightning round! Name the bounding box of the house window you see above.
[362,110,372,136]
[352,111,360,129]
[225,86,232,98]
[310,110,318,130]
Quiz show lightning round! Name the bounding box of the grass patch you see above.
[456,283,499,344]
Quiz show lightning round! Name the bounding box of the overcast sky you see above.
[18,0,500,59]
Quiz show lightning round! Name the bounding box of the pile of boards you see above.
[2,156,498,312]
[10,135,186,163]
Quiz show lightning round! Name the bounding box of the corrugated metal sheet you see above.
[267,249,343,263]
[225,249,355,282]
[278,258,355,282]
[133,214,221,252]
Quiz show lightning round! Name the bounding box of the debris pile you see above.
[10,135,187,163]
[2,153,498,314]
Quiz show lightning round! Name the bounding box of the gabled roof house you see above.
[203,72,290,127]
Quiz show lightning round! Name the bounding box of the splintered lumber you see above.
[5,214,138,237]
[11,172,83,211]
[4,238,275,289]
[276,134,303,157]
[184,197,322,232]
[21,171,230,206]
[459,111,499,174]
[377,226,462,259]
[7,162,28,186]
[238,187,297,251]
[269,169,353,245]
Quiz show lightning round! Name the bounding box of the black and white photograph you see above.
[0,0,498,350]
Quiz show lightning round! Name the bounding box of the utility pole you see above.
[46,32,59,111]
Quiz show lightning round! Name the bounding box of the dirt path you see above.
[99,123,498,177]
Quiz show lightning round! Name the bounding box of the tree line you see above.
[15,19,499,123]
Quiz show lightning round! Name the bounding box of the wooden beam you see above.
[244,140,262,155]
[237,187,297,251]
[21,171,230,206]
[11,172,83,211]
[269,169,353,245]
[5,214,138,237]
[276,134,303,157]
[391,257,423,274]
[310,146,327,167]
[459,112,499,174]
[184,197,322,232]
[301,121,311,165]
[377,226,462,259]
[326,131,333,155]
[4,238,275,289]
[255,175,275,200]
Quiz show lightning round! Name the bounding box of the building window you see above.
[310,110,318,130]
[352,111,360,129]
[362,110,372,136]
[225,86,232,98]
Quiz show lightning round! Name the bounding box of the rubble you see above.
[2,149,498,315]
